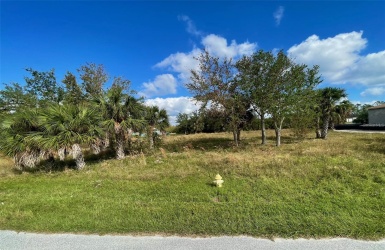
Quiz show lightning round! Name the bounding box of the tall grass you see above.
[0,130,384,239]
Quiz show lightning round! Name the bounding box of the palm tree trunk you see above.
[58,147,66,161]
[149,126,155,149]
[90,139,101,155]
[101,133,110,151]
[114,123,125,159]
[91,144,101,154]
[72,143,85,170]
[14,150,41,170]
[38,150,48,161]
[116,137,125,159]
[13,153,25,171]
[321,114,329,139]
[126,129,133,153]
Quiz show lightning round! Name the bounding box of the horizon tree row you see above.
[183,49,385,146]
[175,93,384,137]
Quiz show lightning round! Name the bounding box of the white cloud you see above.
[360,87,385,97]
[140,74,177,97]
[273,6,284,26]
[288,31,366,81]
[345,51,385,86]
[202,34,256,59]
[155,48,202,82]
[287,31,385,88]
[155,34,257,85]
[145,96,202,125]
[178,15,202,37]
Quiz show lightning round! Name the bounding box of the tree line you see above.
[177,50,383,145]
[0,63,169,171]
[1,52,383,170]
[175,98,383,135]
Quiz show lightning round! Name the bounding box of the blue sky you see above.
[1,1,385,123]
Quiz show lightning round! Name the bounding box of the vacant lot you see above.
[0,130,384,239]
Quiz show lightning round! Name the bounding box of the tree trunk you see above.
[90,139,101,155]
[72,144,85,170]
[39,150,49,161]
[101,133,110,151]
[116,137,125,159]
[114,123,125,159]
[261,115,266,145]
[91,143,101,154]
[237,129,241,142]
[274,119,284,147]
[275,128,281,147]
[321,114,329,139]
[126,129,133,154]
[14,150,41,170]
[233,129,239,147]
[315,117,321,138]
[58,147,66,161]
[149,126,155,149]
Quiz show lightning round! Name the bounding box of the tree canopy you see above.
[187,50,252,146]
[188,49,322,146]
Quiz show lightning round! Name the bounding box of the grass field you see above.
[0,130,384,239]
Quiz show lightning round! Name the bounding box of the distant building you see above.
[368,104,385,124]
[346,116,357,123]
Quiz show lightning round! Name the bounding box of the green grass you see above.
[0,130,384,239]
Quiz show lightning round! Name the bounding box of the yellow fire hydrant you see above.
[213,174,224,187]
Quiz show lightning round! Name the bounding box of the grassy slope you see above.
[0,130,384,239]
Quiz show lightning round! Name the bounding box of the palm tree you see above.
[334,100,355,125]
[97,80,146,159]
[0,109,44,170]
[145,106,170,149]
[38,104,103,170]
[318,87,347,139]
